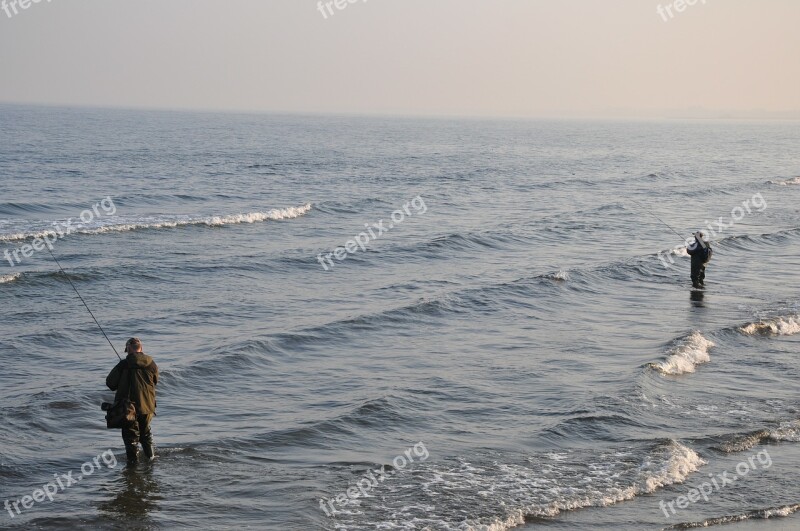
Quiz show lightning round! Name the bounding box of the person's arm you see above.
[106,361,124,391]
[150,361,159,386]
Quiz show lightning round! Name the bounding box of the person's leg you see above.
[122,418,141,465]
[699,266,706,285]
[691,260,701,288]
[139,414,155,460]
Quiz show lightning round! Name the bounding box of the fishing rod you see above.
[45,247,122,360]
[628,198,691,243]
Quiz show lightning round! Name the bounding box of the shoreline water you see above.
[1,107,798,529]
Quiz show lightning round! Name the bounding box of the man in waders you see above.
[686,231,712,289]
[106,338,159,465]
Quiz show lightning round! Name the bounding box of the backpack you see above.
[102,368,138,429]
[702,244,713,264]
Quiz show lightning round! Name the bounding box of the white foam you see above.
[717,430,771,453]
[769,420,800,442]
[0,204,313,242]
[0,229,57,242]
[328,441,705,531]
[765,504,800,517]
[768,176,800,186]
[547,270,570,281]
[650,331,715,375]
[740,315,800,336]
[0,273,21,284]
[468,442,705,529]
[670,503,800,528]
[640,441,706,493]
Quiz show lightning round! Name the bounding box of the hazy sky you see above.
[1,0,798,118]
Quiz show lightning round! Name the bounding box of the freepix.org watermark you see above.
[3,196,116,267]
[658,192,766,268]
[317,195,427,271]
[657,0,707,22]
[317,0,368,20]
[2,0,52,20]
[660,449,772,519]
[4,449,117,519]
[319,442,429,516]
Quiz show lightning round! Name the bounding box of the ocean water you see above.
[0,105,799,530]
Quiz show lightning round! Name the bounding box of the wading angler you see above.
[656,192,766,275]
[105,338,160,465]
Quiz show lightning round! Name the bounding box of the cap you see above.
[126,337,142,348]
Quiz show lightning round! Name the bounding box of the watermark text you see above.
[319,441,429,516]
[4,449,117,519]
[3,196,116,267]
[317,195,427,271]
[660,448,771,519]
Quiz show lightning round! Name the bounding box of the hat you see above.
[126,337,142,348]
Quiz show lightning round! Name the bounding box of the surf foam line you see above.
[767,176,800,186]
[648,331,715,376]
[739,314,800,337]
[330,440,705,531]
[716,420,800,453]
[665,503,800,529]
[0,204,313,243]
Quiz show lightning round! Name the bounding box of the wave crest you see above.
[0,204,313,242]
[649,331,715,375]
[767,176,800,186]
[328,441,704,530]
[668,503,800,529]
[740,315,800,336]
[545,270,570,281]
[770,420,800,442]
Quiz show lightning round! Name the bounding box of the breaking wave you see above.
[666,503,800,529]
[648,332,715,375]
[545,270,570,281]
[330,441,705,530]
[739,314,800,336]
[0,273,21,284]
[0,204,313,242]
[715,421,800,453]
[767,176,800,186]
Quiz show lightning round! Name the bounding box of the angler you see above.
[106,338,159,465]
[686,231,713,289]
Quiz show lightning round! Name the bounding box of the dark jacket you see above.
[687,238,711,264]
[106,352,159,416]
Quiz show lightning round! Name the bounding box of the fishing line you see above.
[45,247,121,360]
[628,198,689,243]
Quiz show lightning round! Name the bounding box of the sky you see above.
[0,0,798,119]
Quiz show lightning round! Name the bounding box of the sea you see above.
[0,104,798,530]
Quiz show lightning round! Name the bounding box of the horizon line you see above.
[1,100,799,123]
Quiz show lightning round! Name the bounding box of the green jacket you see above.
[106,352,159,416]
